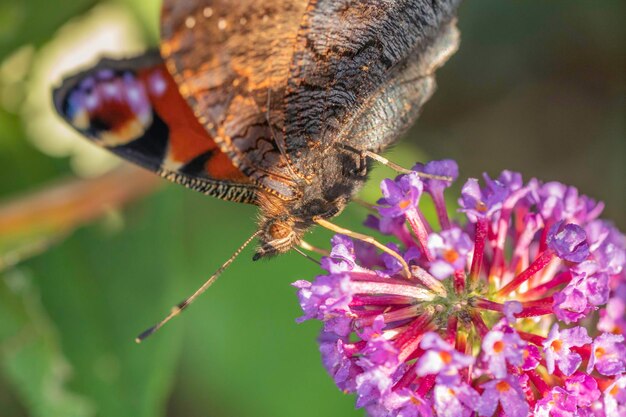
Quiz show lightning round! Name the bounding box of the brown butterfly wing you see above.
[161,0,461,199]
[283,0,461,170]
[160,0,309,199]
[53,52,258,204]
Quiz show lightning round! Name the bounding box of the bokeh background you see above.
[0,1,623,416]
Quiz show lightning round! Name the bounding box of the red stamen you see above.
[496,249,556,297]
[406,209,434,261]
[350,281,433,301]
[489,212,511,281]
[490,187,532,281]
[469,218,488,288]
[517,296,554,317]
[470,311,490,337]
[393,362,417,391]
[394,313,435,362]
[430,192,451,230]
[410,266,448,297]
[526,370,550,397]
[416,374,436,397]
[518,331,545,346]
[454,270,466,293]
[474,298,504,312]
[518,271,571,300]
[357,305,420,327]
[446,315,458,345]
[350,294,415,306]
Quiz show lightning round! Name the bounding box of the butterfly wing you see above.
[160,0,310,199]
[283,0,461,164]
[160,0,460,200]
[53,51,258,204]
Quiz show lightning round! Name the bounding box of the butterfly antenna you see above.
[313,217,411,279]
[135,230,261,344]
[363,150,452,182]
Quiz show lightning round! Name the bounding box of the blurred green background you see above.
[0,1,623,417]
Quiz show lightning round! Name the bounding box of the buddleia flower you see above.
[293,159,626,417]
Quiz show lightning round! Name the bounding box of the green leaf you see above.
[0,268,94,417]
[0,0,97,61]
[16,189,186,417]
[155,187,363,417]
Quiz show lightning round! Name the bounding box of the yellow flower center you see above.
[399,199,411,209]
[610,384,619,397]
[595,347,606,358]
[410,396,423,405]
[493,340,505,354]
[439,351,453,364]
[475,201,488,212]
[443,248,460,263]
[496,381,511,392]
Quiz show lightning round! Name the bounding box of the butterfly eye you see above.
[269,221,293,240]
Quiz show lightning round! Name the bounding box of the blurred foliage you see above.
[421,0,625,228]
[0,1,623,417]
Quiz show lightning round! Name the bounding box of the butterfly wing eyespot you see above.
[53,52,258,205]
[60,68,154,148]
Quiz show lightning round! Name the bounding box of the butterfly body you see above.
[54,0,461,258]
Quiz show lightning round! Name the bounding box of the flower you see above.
[587,333,626,376]
[599,288,626,334]
[293,160,626,416]
[426,227,472,280]
[604,375,626,416]
[533,387,577,417]
[481,326,524,378]
[415,333,474,384]
[377,173,424,218]
[564,372,600,407]
[432,382,478,417]
[458,177,505,222]
[546,221,590,263]
[543,324,591,376]
[477,376,529,417]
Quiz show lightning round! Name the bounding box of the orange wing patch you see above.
[54,52,258,204]
[138,66,249,182]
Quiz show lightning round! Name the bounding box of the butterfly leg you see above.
[300,240,330,256]
[313,217,411,279]
[336,144,452,181]
[335,144,408,177]
[354,151,369,176]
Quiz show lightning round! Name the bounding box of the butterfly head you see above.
[254,151,365,260]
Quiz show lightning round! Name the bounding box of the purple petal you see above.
[547,221,590,263]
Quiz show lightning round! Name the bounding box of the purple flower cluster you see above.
[293,160,626,417]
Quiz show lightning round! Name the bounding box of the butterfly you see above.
[53,0,461,340]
